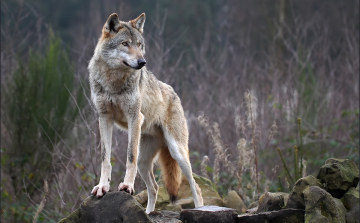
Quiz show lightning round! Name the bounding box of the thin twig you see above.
[277,148,294,184]
[32,179,49,223]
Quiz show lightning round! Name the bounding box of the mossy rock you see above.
[340,187,359,223]
[303,186,346,223]
[224,190,247,214]
[257,192,289,212]
[317,158,359,198]
[286,175,323,209]
[247,200,259,210]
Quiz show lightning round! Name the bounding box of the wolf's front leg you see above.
[92,116,114,197]
[118,112,144,195]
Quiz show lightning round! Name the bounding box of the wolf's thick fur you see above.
[88,13,203,213]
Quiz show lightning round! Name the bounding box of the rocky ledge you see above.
[59,158,359,223]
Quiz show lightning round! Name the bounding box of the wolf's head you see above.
[97,13,146,70]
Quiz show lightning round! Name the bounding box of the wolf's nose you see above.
[138,59,146,67]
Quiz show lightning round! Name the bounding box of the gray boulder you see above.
[303,186,346,223]
[237,209,304,223]
[317,158,359,198]
[180,205,238,223]
[58,191,152,223]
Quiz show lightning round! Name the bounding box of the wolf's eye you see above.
[122,42,128,46]
[137,42,141,47]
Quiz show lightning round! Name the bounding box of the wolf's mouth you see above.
[123,61,131,68]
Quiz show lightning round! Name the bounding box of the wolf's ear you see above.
[104,13,121,34]
[130,13,146,33]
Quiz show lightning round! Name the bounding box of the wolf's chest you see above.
[92,92,128,123]
[112,101,129,129]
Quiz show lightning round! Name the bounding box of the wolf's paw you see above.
[118,182,134,195]
[91,182,110,197]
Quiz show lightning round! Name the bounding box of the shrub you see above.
[1,32,85,222]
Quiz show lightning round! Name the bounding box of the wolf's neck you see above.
[93,65,141,94]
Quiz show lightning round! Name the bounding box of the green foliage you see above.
[189,151,201,169]
[0,186,59,223]
[1,187,64,223]
[1,32,85,222]
[1,189,35,223]
[215,171,239,198]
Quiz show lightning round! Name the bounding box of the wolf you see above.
[88,13,204,213]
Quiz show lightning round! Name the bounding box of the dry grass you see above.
[32,180,48,223]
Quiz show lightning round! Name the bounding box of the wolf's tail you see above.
[158,148,182,203]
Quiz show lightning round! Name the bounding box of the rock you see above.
[224,190,247,214]
[286,175,323,209]
[303,186,346,223]
[317,158,359,198]
[180,205,238,223]
[135,190,148,205]
[58,191,152,223]
[237,213,267,223]
[341,187,360,223]
[304,213,328,223]
[343,186,360,208]
[247,200,259,210]
[148,210,182,223]
[245,207,258,214]
[345,206,360,223]
[333,198,347,222]
[135,173,225,211]
[257,192,289,212]
[237,209,305,223]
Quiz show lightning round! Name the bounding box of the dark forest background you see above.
[1,0,359,222]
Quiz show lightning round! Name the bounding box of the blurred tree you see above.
[1,31,85,199]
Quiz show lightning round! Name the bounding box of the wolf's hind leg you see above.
[92,116,114,197]
[164,133,204,208]
[137,135,161,214]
